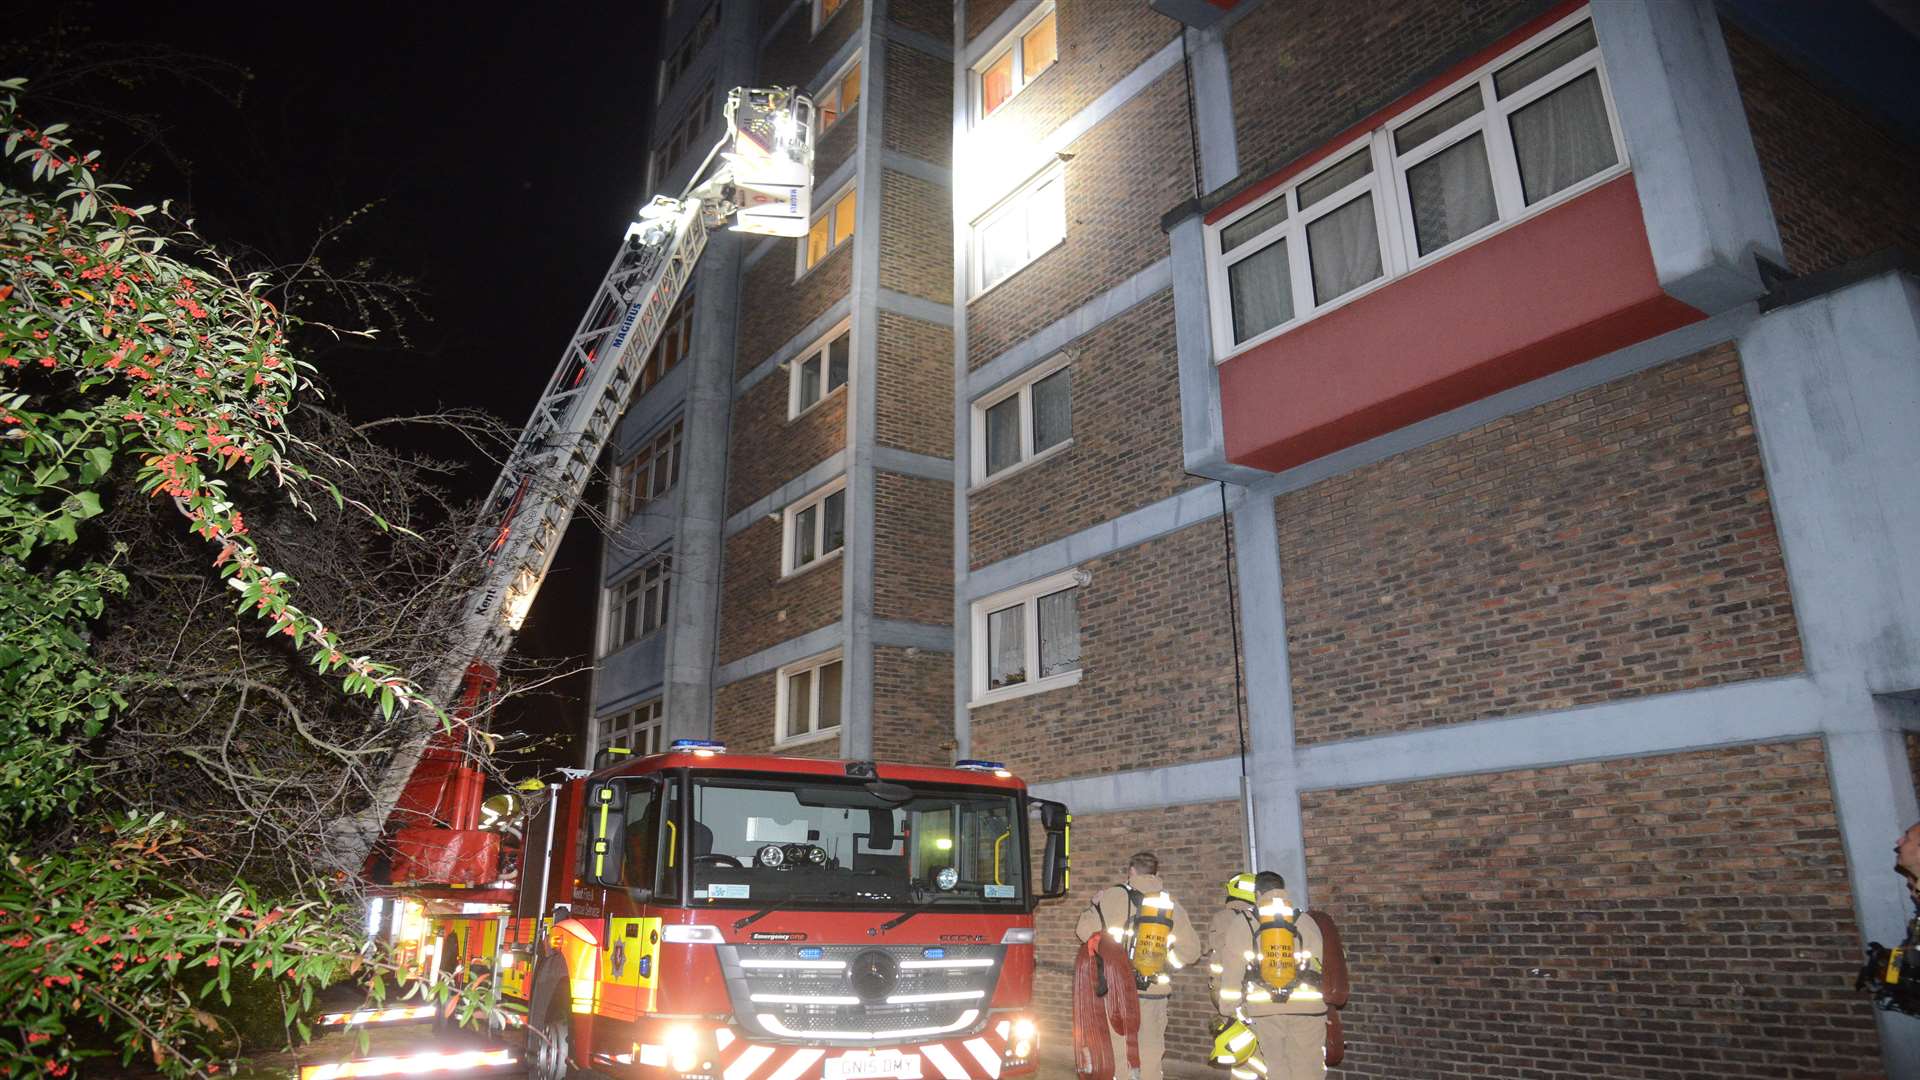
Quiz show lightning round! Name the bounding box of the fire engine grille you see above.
[718,943,1003,1044]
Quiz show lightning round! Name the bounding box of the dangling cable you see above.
[1218,480,1255,866]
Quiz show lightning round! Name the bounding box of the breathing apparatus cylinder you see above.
[1131,892,1174,979]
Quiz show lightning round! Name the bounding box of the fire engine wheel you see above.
[527,988,573,1080]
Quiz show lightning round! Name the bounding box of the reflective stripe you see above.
[765,1049,825,1080]
[724,1045,776,1080]
[962,1039,1002,1080]
[920,1043,970,1080]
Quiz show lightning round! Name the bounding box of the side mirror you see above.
[586,781,628,887]
[1032,799,1070,900]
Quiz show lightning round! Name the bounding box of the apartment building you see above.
[591,0,1920,1074]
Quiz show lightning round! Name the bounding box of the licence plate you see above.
[825,1051,923,1080]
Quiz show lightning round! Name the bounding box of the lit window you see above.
[1205,10,1625,359]
[816,58,862,134]
[783,477,846,574]
[644,292,694,394]
[596,698,665,757]
[813,0,848,34]
[972,164,1065,294]
[971,354,1070,484]
[777,652,843,744]
[605,558,672,653]
[974,5,1058,120]
[971,569,1082,706]
[802,184,857,273]
[789,321,851,418]
[652,84,715,190]
[610,419,682,522]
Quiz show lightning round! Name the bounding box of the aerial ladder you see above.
[336,86,817,886]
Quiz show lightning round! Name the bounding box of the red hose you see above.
[1073,935,1140,1080]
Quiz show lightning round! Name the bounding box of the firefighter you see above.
[1209,872,1327,1080]
[1858,821,1920,1015]
[1075,851,1200,1080]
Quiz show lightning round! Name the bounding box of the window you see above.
[611,419,682,522]
[657,5,717,99]
[813,0,848,34]
[971,354,1070,484]
[816,58,862,134]
[801,183,857,273]
[596,698,665,757]
[776,651,843,745]
[643,292,694,394]
[1205,10,1625,359]
[970,569,1082,705]
[972,164,1065,294]
[788,321,851,418]
[973,5,1058,120]
[782,477,846,574]
[605,558,671,652]
[652,84,715,189]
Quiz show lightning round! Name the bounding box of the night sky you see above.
[4,2,672,771]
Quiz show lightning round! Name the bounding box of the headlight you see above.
[665,1022,701,1073]
[935,866,959,891]
[758,844,785,869]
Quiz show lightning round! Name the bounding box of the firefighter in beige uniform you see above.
[1074,852,1200,1080]
[1210,872,1327,1080]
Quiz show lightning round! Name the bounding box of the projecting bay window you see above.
[776,651,843,746]
[972,164,1065,295]
[657,4,717,99]
[611,419,682,522]
[597,698,664,757]
[782,477,846,575]
[605,558,671,653]
[816,57,862,135]
[801,183,857,275]
[1206,10,1626,359]
[651,84,715,189]
[973,4,1058,121]
[789,321,850,418]
[972,353,1071,485]
[971,569,1082,706]
[643,292,694,394]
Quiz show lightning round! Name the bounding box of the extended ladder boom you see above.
[339,87,815,878]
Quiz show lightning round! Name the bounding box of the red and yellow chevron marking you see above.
[315,1005,436,1026]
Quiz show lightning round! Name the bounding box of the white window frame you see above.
[969,568,1084,707]
[775,649,844,746]
[969,352,1072,487]
[595,698,665,758]
[602,558,671,654]
[812,0,849,35]
[814,53,862,136]
[1203,7,1628,363]
[970,162,1066,296]
[788,318,853,419]
[781,476,847,576]
[796,179,858,278]
[609,418,683,522]
[970,2,1059,124]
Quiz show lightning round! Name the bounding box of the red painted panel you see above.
[1218,176,1704,474]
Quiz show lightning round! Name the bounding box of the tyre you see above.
[526,969,573,1080]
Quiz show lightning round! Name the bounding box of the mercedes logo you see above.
[849,950,899,1003]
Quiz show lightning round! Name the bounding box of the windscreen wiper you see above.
[871,893,944,935]
[735,888,887,931]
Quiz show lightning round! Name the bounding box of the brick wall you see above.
[1277,343,1803,746]
[815,98,862,184]
[1226,0,1550,192]
[891,0,949,40]
[761,0,864,88]
[874,472,953,623]
[966,70,1191,368]
[871,646,954,765]
[738,237,853,377]
[967,290,1183,569]
[1031,801,1246,1078]
[964,0,1015,46]
[718,516,844,663]
[969,520,1241,784]
[715,669,843,759]
[874,311,954,458]
[968,0,1174,152]
[1725,22,1920,277]
[1301,740,1881,1078]
[884,42,952,167]
[877,168,954,303]
[728,369,847,516]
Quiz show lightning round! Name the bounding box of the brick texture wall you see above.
[715,669,843,759]
[966,69,1192,369]
[874,311,954,458]
[965,0,1015,45]
[718,516,844,664]
[967,290,1183,569]
[885,42,952,167]
[871,646,954,765]
[878,168,953,304]
[1278,344,1803,746]
[761,0,864,88]
[968,0,1174,153]
[1726,22,1920,277]
[1030,801,1247,1079]
[1226,0,1550,193]
[728,369,847,516]
[1301,740,1882,1078]
[874,472,953,623]
[970,521,1241,784]
[891,0,949,40]
[738,239,853,377]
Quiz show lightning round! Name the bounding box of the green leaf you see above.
[85,446,112,477]
[71,492,102,519]
[379,686,395,721]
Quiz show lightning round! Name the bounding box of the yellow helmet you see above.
[1208,1017,1263,1075]
[1226,873,1259,904]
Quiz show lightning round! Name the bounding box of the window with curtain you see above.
[973,165,1066,294]
[605,558,671,653]
[784,479,847,574]
[1206,10,1625,358]
[596,698,665,757]
[972,570,1083,704]
[611,419,682,522]
[779,653,843,743]
[803,185,857,272]
[816,58,862,134]
[974,5,1058,120]
[789,323,851,417]
[972,355,1071,484]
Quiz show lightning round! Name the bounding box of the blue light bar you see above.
[953,759,1008,772]
[671,739,728,756]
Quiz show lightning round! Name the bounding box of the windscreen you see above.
[688,777,1024,909]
